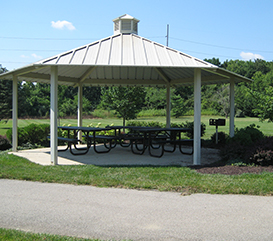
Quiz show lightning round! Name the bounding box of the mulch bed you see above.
[192,165,273,175]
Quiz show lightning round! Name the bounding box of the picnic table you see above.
[129,127,193,157]
[58,126,113,155]
[57,126,193,157]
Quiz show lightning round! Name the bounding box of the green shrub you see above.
[0,135,11,151]
[229,124,264,146]
[246,136,273,166]
[250,150,273,166]
[211,131,228,145]
[6,128,27,146]
[181,121,206,139]
[220,141,246,164]
[6,124,50,147]
[220,126,271,166]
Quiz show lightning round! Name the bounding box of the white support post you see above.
[12,75,18,152]
[193,69,201,165]
[78,84,83,141]
[166,83,171,128]
[50,66,58,165]
[229,78,235,137]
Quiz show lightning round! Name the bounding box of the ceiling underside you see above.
[2,64,249,87]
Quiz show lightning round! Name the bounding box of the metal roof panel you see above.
[83,42,100,64]
[132,35,147,65]
[154,43,171,66]
[143,39,159,66]
[70,47,87,64]
[122,34,134,65]
[57,51,73,64]
[109,35,121,65]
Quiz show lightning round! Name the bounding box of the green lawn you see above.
[0,116,272,139]
[0,228,101,241]
[1,152,273,196]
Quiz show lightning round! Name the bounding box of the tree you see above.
[21,83,50,117]
[100,86,146,126]
[144,87,169,110]
[0,65,12,121]
[171,94,189,118]
[204,58,223,67]
[253,86,273,122]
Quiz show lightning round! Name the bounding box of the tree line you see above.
[1,58,273,121]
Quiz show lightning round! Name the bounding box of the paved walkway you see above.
[1,179,273,240]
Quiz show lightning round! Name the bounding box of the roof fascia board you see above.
[15,65,48,76]
[20,72,78,83]
[216,68,252,82]
[0,65,47,79]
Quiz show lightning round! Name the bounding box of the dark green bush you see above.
[246,136,273,166]
[229,124,264,146]
[6,123,50,147]
[6,128,27,146]
[220,125,273,166]
[250,149,273,166]
[0,135,11,150]
[211,131,228,145]
[181,121,206,139]
[220,141,246,163]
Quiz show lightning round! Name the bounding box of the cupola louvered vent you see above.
[113,14,139,35]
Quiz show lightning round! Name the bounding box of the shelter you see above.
[0,14,251,165]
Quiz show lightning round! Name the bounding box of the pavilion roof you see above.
[0,33,251,87]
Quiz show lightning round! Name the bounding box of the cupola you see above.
[113,14,140,35]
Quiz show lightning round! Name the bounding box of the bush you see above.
[229,124,264,146]
[6,123,50,147]
[181,121,206,139]
[6,128,27,146]
[220,125,273,166]
[0,135,11,151]
[250,149,273,166]
[246,136,273,166]
[211,131,228,146]
[220,141,246,163]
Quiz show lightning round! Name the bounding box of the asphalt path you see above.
[1,179,273,240]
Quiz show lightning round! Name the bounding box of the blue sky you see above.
[1,0,272,70]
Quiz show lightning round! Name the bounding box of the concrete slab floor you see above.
[9,144,220,166]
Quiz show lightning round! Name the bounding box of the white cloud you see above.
[51,20,76,30]
[31,53,42,59]
[240,52,264,61]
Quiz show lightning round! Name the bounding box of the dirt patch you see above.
[192,165,273,175]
